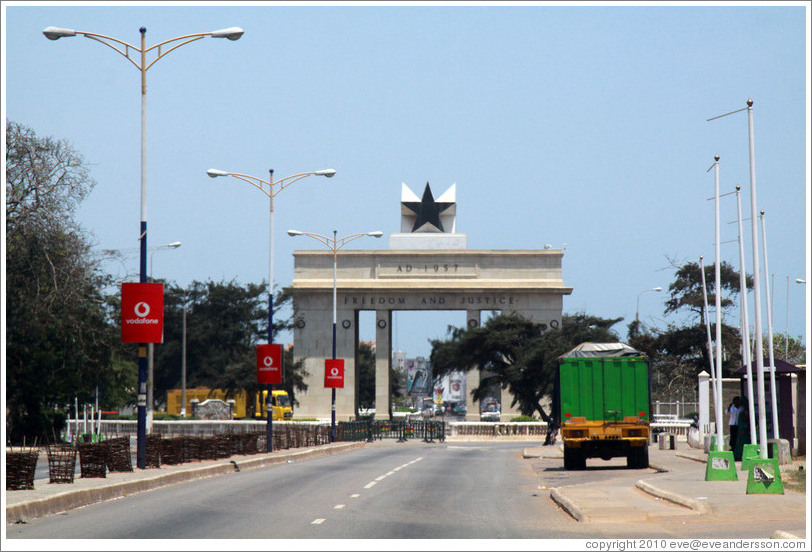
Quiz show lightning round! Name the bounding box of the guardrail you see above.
[448,422,548,437]
[66,419,695,441]
[65,419,325,439]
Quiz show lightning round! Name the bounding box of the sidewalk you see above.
[526,442,807,539]
[5,442,364,525]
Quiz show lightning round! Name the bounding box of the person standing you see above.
[727,396,742,452]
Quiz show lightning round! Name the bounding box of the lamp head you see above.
[368,231,384,238]
[653,287,663,292]
[211,27,244,40]
[207,169,229,178]
[315,169,337,178]
[168,241,182,248]
[287,230,304,237]
[43,26,76,40]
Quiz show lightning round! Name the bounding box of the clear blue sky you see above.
[4,2,809,360]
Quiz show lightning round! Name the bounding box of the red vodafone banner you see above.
[324,359,345,389]
[256,344,283,384]
[121,283,164,343]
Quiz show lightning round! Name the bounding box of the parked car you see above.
[480,400,501,422]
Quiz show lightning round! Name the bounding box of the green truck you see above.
[557,342,651,470]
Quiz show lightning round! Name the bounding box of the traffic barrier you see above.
[337,419,446,443]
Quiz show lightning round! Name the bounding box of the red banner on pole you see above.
[324,359,345,388]
[256,344,283,384]
[121,283,164,343]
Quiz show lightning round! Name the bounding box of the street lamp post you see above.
[635,287,663,323]
[147,242,182,432]
[44,25,243,469]
[207,168,336,452]
[787,278,806,358]
[287,229,384,442]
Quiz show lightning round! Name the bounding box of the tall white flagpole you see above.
[712,156,725,452]
[745,99,769,460]
[759,211,780,439]
[735,186,757,444]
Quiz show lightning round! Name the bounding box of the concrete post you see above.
[698,371,710,442]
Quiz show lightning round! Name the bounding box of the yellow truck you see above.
[166,388,293,420]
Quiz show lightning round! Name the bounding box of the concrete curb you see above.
[676,452,708,464]
[634,479,707,514]
[6,442,365,524]
[550,487,589,522]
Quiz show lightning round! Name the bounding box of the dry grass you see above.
[780,456,806,494]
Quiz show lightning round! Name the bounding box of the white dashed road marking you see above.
[314,456,423,529]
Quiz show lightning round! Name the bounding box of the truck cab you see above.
[255,389,294,421]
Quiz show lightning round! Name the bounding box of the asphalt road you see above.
[9,441,580,540]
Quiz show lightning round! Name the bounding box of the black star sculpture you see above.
[402,182,454,233]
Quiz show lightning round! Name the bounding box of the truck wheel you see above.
[564,447,586,470]
[627,445,649,469]
[564,447,577,470]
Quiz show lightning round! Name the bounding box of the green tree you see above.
[764,331,805,367]
[151,281,309,412]
[357,342,376,411]
[430,312,622,422]
[628,260,752,401]
[6,121,132,443]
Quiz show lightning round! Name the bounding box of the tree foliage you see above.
[357,342,376,411]
[6,121,131,444]
[663,260,751,324]
[151,281,309,410]
[430,312,622,422]
[629,260,754,401]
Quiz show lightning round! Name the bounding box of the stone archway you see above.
[288,248,572,421]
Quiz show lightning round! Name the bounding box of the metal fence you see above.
[337,419,445,442]
[652,401,699,420]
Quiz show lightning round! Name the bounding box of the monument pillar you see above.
[465,310,481,421]
[375,309,392,419]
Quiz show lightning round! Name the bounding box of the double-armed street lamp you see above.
[44,24,243,469]
[287,229,383,442]
[207,168,336,451]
